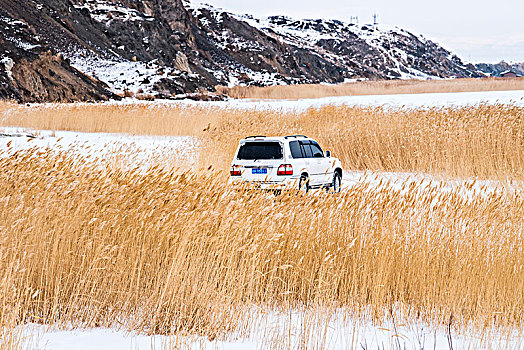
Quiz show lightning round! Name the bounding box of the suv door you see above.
[295,141,319,185]
[288,140,309,183]
[299,141,316,184]
[311,141,332,184]
[290,140,329,186]
[308,141,330,185]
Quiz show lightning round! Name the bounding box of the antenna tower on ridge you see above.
[373,13,378,26]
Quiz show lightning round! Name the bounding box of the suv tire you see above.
[331,172,341,193]
[299,175,310,193]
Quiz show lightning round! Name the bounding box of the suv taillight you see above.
[230,166,242,176]
[277,164,293,176]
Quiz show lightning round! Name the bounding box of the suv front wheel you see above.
[331,172,341,193]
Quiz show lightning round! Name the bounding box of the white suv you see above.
[229,135,343,192]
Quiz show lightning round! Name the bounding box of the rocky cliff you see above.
[0,4,116,102]
[475,62,524,77]
[1,0,485,102]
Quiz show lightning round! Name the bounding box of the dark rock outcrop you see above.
[475,62,524,77]
[0,0,486,102]
[0,3,117,102]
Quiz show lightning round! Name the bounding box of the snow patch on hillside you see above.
[64,49,197,95]
[0,16,41,52]
[73,0,154,24]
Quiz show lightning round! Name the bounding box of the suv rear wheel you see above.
[299,174,310,193]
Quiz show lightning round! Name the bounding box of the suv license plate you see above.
[252,168,267,174]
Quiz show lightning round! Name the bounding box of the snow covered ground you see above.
[21,89,524,112]
[227,89,524,111]
[342,169,523,200]
[19,312,524,350]
[98,89,524,112]
[0,128,198,170]
[203,89,524,111]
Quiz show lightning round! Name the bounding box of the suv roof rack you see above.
[245,135,266,139]
[284,135,308,139]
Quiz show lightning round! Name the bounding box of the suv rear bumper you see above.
[228,177,300,190]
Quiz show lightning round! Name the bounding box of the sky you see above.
[193,0,524,63]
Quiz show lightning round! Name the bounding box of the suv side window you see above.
[310,142,324,158]
[300,141,313,158]
[289,141,304,158]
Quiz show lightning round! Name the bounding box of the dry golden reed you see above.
[219,77,524,100]
[2,99,524,346]
[0,102,213,136]
[2,102,524,180]
[200,103,524,180]
[1,149,524,345]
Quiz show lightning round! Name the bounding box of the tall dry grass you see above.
[1,149,524,347]
[3,102,524,179]
[3,101,524,346]
[200,104,524,180]
[219,77,524,100]
[0,102,213,136]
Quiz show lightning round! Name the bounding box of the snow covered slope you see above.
[1,0,485,101]
[187,2,481,86]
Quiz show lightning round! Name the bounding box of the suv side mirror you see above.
[326,151,331,158]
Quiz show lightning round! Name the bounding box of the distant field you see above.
[218,77,524,100]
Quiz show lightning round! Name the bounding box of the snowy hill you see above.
[0,0,483,102]
[190,3,481,86]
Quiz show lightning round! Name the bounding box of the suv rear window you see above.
[237,142,283,160]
